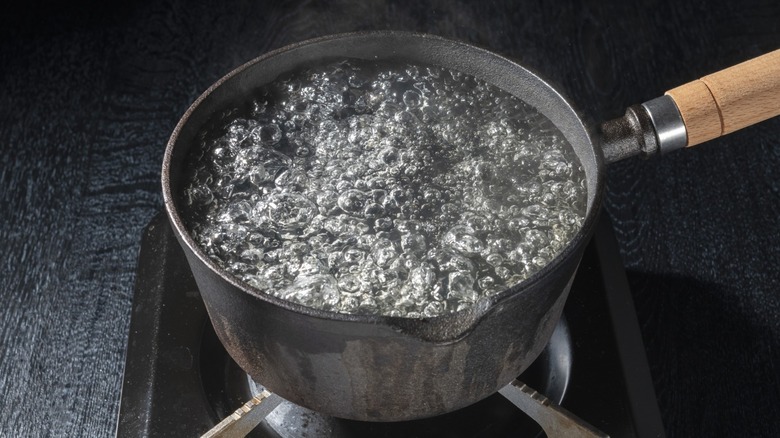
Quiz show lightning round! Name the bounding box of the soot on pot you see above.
[179,59,586,318]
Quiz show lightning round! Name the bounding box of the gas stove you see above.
[116,212,664,437]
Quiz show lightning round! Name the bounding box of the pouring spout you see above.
[385,297,495,344]
[600,95,687,164]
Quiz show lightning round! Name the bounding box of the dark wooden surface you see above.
[1,1,778,436]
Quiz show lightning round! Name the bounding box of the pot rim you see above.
[161,30,605,327]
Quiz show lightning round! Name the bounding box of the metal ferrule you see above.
[600,95,688,163]
[641,95,687,154]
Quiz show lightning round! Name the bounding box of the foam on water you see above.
[180,60,587,317]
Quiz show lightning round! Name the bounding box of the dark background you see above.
[1,0,778,436]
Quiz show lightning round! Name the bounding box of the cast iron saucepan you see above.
[162,32,779,421]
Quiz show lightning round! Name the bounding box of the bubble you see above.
[280,274,339,309]
[402,90,422,108]
[340,295,360,312]
[440,203,458,216]
[523,229,549,247]
[374,217,394,231]
[434,250,476,276]
[275,168,308,191]
[225,118,257,145]
[185,185,214,206]
[401,233,427,256]
[287,242,309,258]
[265,193,315,230]
[314,190,339,215]
[255,148,292,179]
[477,275,496,291]
[337,189,366,214]
[409,264,436,288]
[443,225,485,256]
[447,271,477,302]
[240,246,264,264]
[342,247,365,265]
[245,274,272,291]
[359,297,379,313]
[486,253,504,267]
[464,213,490,233]
[294,143,313,157]
[422,301,445,317]
[219,200,253,224]
[245,166,271,187]
[363,202,385,219]
[250,124,283,146]
[389,188,409,207]
[494,266,513,281]
[380,146,400,165]
[263,265,286,283]
[338,274,362,293]
[371,238,398,268]
[298,256,326,276]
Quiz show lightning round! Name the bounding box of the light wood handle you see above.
[665,49,780,147]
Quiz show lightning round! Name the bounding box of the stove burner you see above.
[116,213,665,438]
[201,314,571,437]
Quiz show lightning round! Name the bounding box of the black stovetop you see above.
[117,212,664,437]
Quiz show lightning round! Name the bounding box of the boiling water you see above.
[180,60,587,318]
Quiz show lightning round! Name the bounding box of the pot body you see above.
[162,32,604,421]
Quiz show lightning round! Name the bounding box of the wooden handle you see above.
[665,49,780,147]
